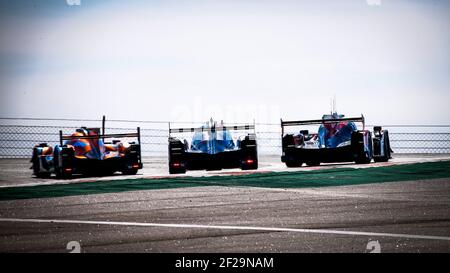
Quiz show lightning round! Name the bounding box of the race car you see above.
[281,113,392,167]
[31,116,143,178]
[168,119,258,174]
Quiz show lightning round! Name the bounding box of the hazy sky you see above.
[0,0,449,125]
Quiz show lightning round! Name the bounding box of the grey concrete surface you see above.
[2,154,450,188]
[0,177,449,252]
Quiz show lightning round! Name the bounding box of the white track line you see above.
[0,218,449,241]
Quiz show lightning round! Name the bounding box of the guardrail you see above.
[0,118,449,158]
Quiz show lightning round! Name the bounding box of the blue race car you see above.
[168,119,258,174]
[281,113,392,167]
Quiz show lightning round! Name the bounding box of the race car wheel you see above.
[305,161,320,167]
[169,168,186,174]
[122,168,138,175]
[55,167,72,179]
[53,148,62,178]
[35,172,51,178]
[169,162,186,174]
[374,130,391,163]
[355,153,371,164]
[355,132,373,164]
[32,155,50,178]
[31,146,52,178]
[285,155,302,168]
[54,147,73,179]
[33,160,51,178]
[35,167,51,178]
[55,164,72,179]
[240,158,258,170]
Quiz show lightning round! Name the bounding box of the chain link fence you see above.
[1,118,449,158]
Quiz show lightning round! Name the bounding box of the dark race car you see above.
[168,119,258,174]
[31,116,143,178]
[281,113,392,167]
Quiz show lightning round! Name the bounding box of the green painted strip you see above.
[1,161,450,201]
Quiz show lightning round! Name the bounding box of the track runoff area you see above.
[0,154,449,253]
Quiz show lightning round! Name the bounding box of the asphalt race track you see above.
[0,155,449,253]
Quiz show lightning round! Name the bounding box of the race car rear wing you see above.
[281,115,365,137]
[59,115,142,163]
[169,124,256,137]
[59,131,141,145]
[59,115,142,145]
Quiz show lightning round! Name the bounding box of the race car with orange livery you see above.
[31,116,142,178]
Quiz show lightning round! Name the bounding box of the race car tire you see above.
[374,130,391,163]
[355,154,371,164]
[241,165,258,170]
[55,167,72,179]
[31,145,52,178]
[169,163,186,174]
[122,168,138,175]
[169,167,186,174]
[305,161,320,167]
[54,147,73,179]
[32,155,50,178]
[53,148,62,178]
[355,132,373,164]
[240,159,258,170]
[35,169,51,178]
[285,155,302,168]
